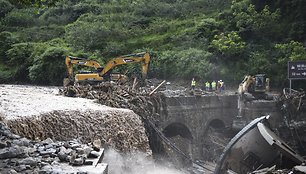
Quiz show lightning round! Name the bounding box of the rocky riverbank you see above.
[0,122,108,174]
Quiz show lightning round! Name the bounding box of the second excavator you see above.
[64,51,150,86]
[237,74,272,100]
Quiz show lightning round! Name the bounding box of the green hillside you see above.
[0,0,305,87]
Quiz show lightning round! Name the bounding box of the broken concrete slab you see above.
[215,116,304,174]
[294,165,306,173]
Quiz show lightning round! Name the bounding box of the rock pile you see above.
[278,88,306,119]
[0,122,108,174]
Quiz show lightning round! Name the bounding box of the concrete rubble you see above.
[0,122,108,174]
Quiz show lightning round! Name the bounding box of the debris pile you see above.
[6,110,151,154]
[279,88,306,119]
[250,165,306,174]
[0,122,108,174]
[277,88,306,156]
[60,82,162,121]
[202,128,229,162]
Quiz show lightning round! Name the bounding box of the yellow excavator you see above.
[64,52,150,86]
[238,74,271,100]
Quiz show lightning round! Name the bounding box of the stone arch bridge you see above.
[155,94,281,161]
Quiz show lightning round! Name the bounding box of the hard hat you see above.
[220,80,222,82]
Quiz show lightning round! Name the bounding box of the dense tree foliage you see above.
[0,0,305,88]
[8,0,61,8]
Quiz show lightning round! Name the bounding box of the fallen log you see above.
[149,80,166,96]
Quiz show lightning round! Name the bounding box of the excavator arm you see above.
[100,52,150,79]
[238,75,255,94]
[65,56,74,80]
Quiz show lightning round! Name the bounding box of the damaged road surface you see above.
[214,116,305,174]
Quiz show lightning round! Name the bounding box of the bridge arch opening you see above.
[162,122,193,140]
[159,122,193,167]
[208,119,225,131]
[202,119,227,161]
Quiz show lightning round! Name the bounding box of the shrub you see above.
[0,0,14,18]
[29,47,68,85]
[210,31,246,56]
[3,9,38,27]
[6,43,35,82]
[0,31,17,62]
[153,48,214,80]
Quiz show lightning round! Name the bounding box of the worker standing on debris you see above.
[266,78,270,91]
[211,80,217,91]
[205,81,210,91]
[220,80,225,92]
[191,78,196,90]
[217,80,221,92]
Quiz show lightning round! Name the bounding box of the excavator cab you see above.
[251,74,272,100]
[254,74,266,93]
[238,74,272,101]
